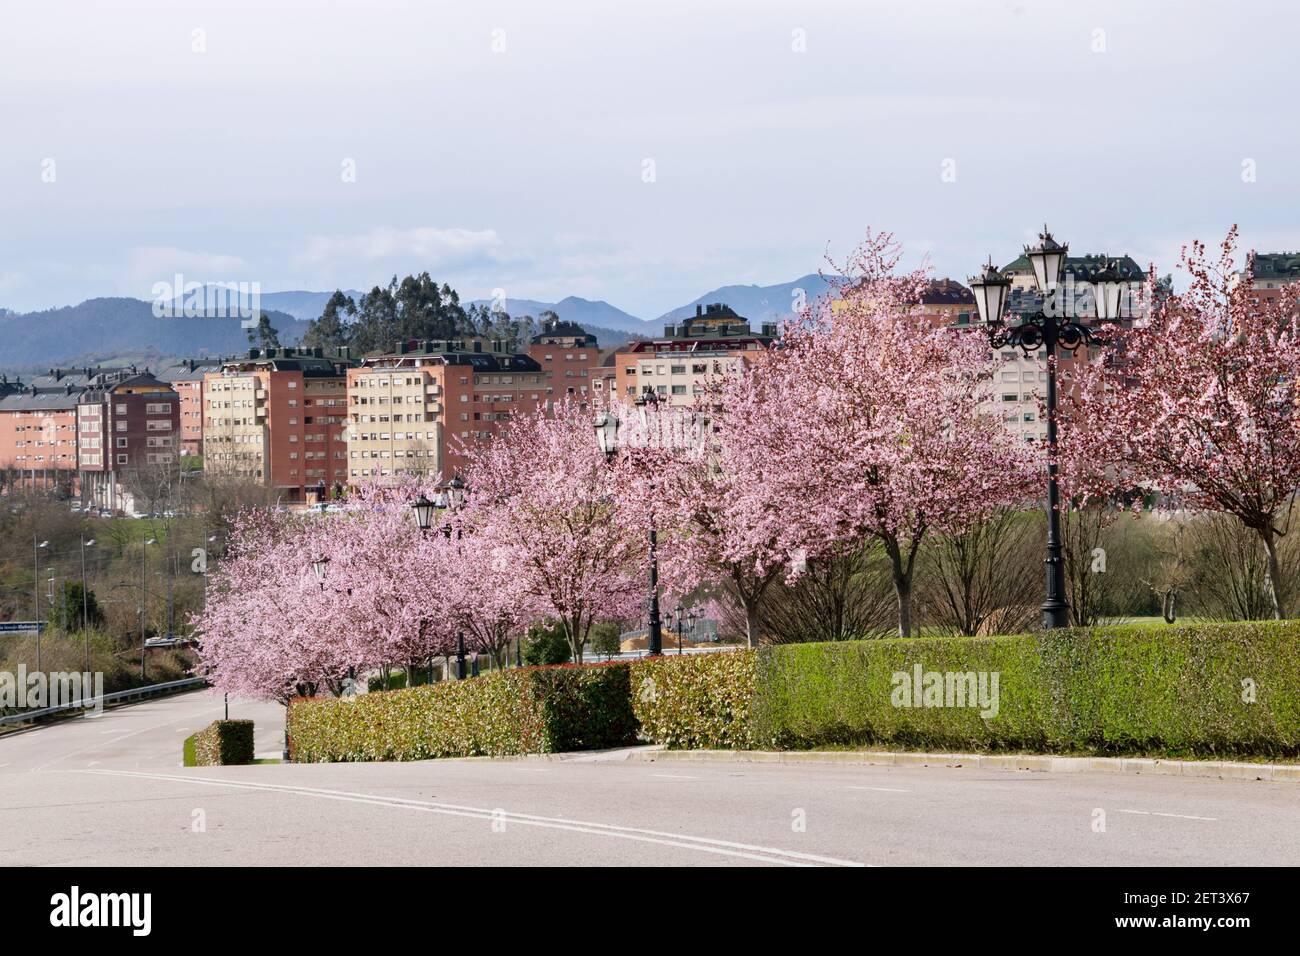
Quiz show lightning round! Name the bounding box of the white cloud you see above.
[294,227,511,272]
[126,246,248,284]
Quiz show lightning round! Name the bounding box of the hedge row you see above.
[193,719,256,766]
[630,651,757,749]
[286,622,1300,761]
[636,622,1300,757]
[287,662,637,762]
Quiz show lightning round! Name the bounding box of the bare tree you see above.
[917,508,1041,636]
[758,544,896,644]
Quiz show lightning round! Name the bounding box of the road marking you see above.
[1117,809,1218,821]
[846,786,912,793]
[651,773,699,780]
[80,768,868,867]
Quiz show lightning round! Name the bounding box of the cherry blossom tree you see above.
[195,478,459,699]
[619,387,788,648]
[1061,227,1300,618]
[461,399,643,662]
[193,509,358,702]
[717,231,1038,637]
[441,525,531,667]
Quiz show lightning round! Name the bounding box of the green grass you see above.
[182,733,196,767]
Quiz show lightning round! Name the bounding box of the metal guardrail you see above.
[0,676,208,727]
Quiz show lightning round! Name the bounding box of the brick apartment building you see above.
[347,339,546,482]
[203,347,354,503]
[77,370,181,513]
[613,303,778,405]
[159,358,221,457]
[526,319,598,402]
[0,367,111,493]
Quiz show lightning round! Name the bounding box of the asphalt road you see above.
[1,690,1297,866]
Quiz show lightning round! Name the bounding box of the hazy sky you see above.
[1,0,1296,317]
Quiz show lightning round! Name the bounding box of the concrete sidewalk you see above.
[625,747,1300,782]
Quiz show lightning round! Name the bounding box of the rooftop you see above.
[1249,252,1300,282]
[362,339,542,373]
[1000,253,1146,282]
[531,318,596,346]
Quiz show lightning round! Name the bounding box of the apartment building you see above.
[922,278,978,327]
[347,339,545,482]
[203,347,354,502]
[159,358,221,457]
[526,319,597,402]
[1244,252,1300,295]
[0,367,115,493]
[613,303,777,405]
[77,370,181,513]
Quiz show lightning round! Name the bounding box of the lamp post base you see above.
[1041,602,1071,630]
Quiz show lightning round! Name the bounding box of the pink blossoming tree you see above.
[1061,227,1300,618]
[461,399,643,662]
[716,231,1038,637]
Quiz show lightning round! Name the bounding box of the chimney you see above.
[695,304,703,317]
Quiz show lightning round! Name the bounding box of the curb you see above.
[622,748,1300,782]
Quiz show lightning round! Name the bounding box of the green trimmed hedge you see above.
[630,652,757,750]
[287,663,638,762]
[633,622,1300,758]
[193,719,255,766]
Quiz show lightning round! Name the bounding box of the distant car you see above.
[143,636,189,648]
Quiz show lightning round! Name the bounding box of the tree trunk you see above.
[894,577,913,638]
[1261,528,1285,619]
[743,598,761,648]
[884,539,915,638]
[568,616,584,664]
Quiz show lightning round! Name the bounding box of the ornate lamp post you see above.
[968,227,1127,629]
[593,396,664,656]
[410,480,468,676]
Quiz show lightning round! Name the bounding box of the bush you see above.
[524,621,572,666]
[288,663,638,762]
[748,621,1300,757]
[193,719,255,766]
[631,651,757,750]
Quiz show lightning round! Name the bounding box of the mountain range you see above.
[0,274,841,373]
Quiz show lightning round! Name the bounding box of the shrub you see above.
[748,621,1300,757]
[524,621,572,666]
[631,651,757,750]
[193,719,255,766]
[288,663,638,762]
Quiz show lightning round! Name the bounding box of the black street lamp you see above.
[968,227,1127,629]
[311,555,330,590]
[410,495,436,533]
[593,398,663,656]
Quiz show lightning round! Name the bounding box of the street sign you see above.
[0,621,46,635]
